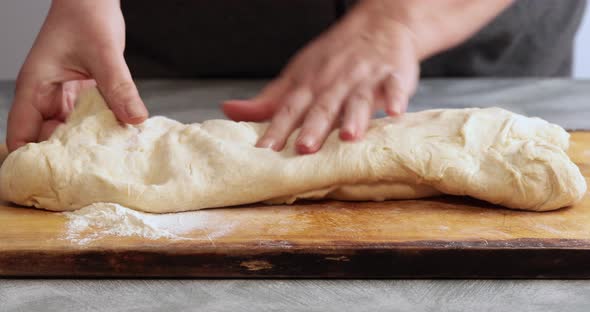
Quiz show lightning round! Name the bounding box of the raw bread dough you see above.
[0,88,586,212]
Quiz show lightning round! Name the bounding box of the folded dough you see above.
[0,88,586,212]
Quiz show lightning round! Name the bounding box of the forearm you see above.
[51,0,120,13]
[350,0,514,60]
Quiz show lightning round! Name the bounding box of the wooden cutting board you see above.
[1,132,589,278]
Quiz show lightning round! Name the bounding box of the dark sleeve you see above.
[420,0,587,77]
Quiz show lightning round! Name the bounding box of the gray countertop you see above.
[1,79,589,312]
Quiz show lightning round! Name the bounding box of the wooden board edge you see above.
[2,246,590,278]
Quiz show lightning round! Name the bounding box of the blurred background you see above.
[0,1,589,80]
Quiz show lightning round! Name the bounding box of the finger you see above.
[12,79,97,147]
[222,79,289,122]
[256,88,313,151]
[60,81,78,119]
[340,87,373,141]
[295,85,349,154]
[382,72,409,116]
[6,78,44,152]
[38,120,63,142]
[88,52,148,124]
[64,79,97,111]
[29,81,73,141]
[52,80,88,121]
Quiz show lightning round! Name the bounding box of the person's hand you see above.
[7,0,148,152]
[223,1,420,154]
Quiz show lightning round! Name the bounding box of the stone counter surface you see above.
[0,79,589,312]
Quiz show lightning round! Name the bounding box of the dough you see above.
[0,88,586,212]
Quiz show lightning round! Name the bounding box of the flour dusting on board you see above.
[63,203,236,245]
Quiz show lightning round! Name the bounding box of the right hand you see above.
[7,0,148,152]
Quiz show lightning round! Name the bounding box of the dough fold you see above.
[0,88,586,212]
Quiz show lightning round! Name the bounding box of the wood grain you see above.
[0,132,589,278]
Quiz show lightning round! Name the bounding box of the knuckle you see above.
[356,85,373,97]
[352,61,371,77]
[387,72,404,86]
[279,87,313,116]
[323,56,340,70]
[372,64,392,77]
[283,72,307,89]
[314,76,331,92]
[347,93,361,103]
[346,94,363,105]
[385,79,407,97]
[266,116,292,141]
[381,65,396,74]
[103,81,137,105]
[310,99,337,118]
[348,90,371,104]
[314,58,342,90]
[279,101,299,118]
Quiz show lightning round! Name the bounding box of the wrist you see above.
[342,1,422,60]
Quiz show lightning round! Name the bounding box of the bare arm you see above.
[358,0,515,59]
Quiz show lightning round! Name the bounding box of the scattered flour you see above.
[63,202,235,245]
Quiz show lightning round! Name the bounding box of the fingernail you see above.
[126,103,147,120]
[299,136,315,148]
[392,101,402,115]
[297,136,317,154]
[257,138,276,150]
[340,127,356,141]
[386,104,401,116]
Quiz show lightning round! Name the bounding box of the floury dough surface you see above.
[0,88,586,212]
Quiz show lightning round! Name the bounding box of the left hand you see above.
[223,1,419,154]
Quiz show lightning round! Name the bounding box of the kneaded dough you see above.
[0,88,586,212]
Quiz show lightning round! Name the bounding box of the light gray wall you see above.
[0,1,589,80]
[574,1,590,77]
[0,1,51,81]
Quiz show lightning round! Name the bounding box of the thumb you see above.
[222,78,288,122]
[88,52,148,124]
[222,99,276,122]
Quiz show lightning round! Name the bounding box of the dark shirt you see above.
[122,0,586,78]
